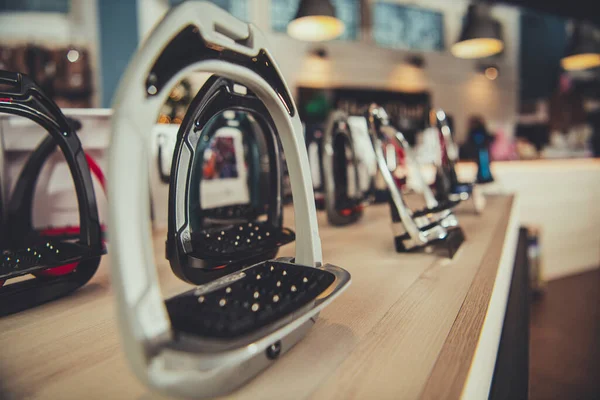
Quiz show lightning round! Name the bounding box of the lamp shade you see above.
[452,4,504,59]
[287,0,345,42]
[561,23,600,71]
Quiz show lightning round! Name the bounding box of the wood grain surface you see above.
[421,197,516,400]
[0,195,517,400]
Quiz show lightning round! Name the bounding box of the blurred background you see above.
[0,1,598,399]
[1,0,600,159]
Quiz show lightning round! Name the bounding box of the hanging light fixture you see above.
[287,0,345,42]
[561,23,600,71]
[452,3,504,59]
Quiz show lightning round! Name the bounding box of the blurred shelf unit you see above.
[0,108,111,151]
[0,44,94,108]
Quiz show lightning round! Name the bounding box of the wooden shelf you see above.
[0,195,519,400]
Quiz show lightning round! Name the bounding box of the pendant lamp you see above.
[452,3,504,59]
[287,0,345,42]
[561,23,600,71]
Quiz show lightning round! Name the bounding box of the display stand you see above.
[0,195,520,399]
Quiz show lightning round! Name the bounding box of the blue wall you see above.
[520,10,567,104]
[98,0,138,107]
[0,0,69,12]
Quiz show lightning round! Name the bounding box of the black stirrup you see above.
[305,123,326,209]
[322,110,368,226]
[0,70,104,316]
[166,76,295,284]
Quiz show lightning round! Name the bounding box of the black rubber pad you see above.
[166,261,335,339]
[190,221,295,258]
[0,241,100,280]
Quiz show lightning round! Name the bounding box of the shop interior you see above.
[0,0,598,399]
